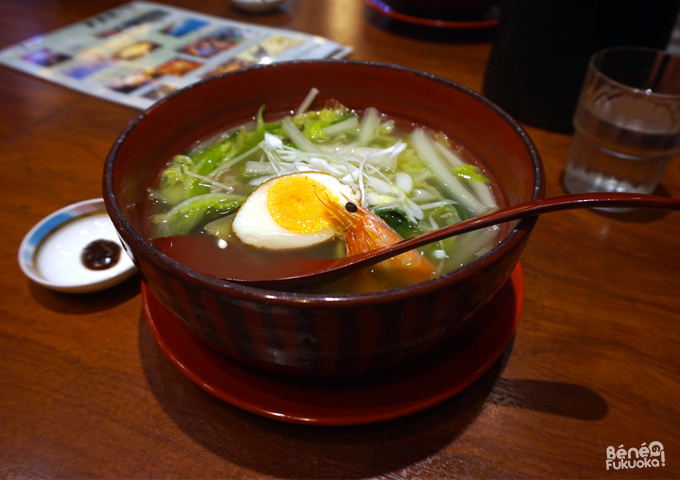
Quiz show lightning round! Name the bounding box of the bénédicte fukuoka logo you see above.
[606,442,665,470]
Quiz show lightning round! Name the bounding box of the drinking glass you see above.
[563,47,680,195]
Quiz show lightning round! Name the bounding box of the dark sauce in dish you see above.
[81,239,121,270]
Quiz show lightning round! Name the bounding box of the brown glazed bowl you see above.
[104,60,544,376]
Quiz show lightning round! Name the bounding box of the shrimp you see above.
[317,191,437,290]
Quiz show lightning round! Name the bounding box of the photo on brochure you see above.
[237,35,304,63]
[178,26,255,58]
[62,55,112,79]
[112,40,162,61]
[160,17,210,37]
[95,9,169,39]
[21,48,72,67]
[140,83,177,100]
[202,58,255,78]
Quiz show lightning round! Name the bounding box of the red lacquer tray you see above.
[363,0,500,30]
[143,264,523,426]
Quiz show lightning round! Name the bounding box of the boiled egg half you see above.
[232,172,359,249]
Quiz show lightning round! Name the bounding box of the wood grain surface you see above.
[1,1,679,478]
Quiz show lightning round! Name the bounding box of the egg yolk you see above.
[267,176,336,234]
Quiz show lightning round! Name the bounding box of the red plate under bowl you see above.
[364,0,500,29]
[143,264,523,426]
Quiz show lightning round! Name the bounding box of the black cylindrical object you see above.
[482,0,680,132]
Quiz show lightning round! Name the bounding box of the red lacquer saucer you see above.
[363,0,500,30]
[142,264,523,426]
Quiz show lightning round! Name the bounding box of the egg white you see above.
[232,172,359,250]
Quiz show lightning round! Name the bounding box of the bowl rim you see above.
[104,59,545,307]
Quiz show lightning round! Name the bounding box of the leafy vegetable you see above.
[192,131,239,175]
[429,203,467,225]
[153,155,198,206]
[358,107,381,145]
[203,215,234,241]
[234,106,284,157]
[397,148,433,181]
[149,95,499,278]
[293,100,356,141]
[410,128,487,216]
[153,106,286,207]
[152,193,245,237]
[433,141,497,211]
[376,209,422,238]
[453,164,490,184]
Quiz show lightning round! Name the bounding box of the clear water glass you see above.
[563,47,680,195]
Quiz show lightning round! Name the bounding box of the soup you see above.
[144,89,501,293]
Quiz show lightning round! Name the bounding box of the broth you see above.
[144,95,502,293]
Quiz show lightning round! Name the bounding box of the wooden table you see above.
[2,1,679,478]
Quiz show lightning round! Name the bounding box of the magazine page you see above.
[0,1,352,109]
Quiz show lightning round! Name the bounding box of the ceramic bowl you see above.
[103,60,544,376]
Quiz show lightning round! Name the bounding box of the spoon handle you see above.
[354,192,680,267]
[242,192,680,289]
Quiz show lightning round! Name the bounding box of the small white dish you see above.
[18,198,137,293]
[232,0,286,14]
